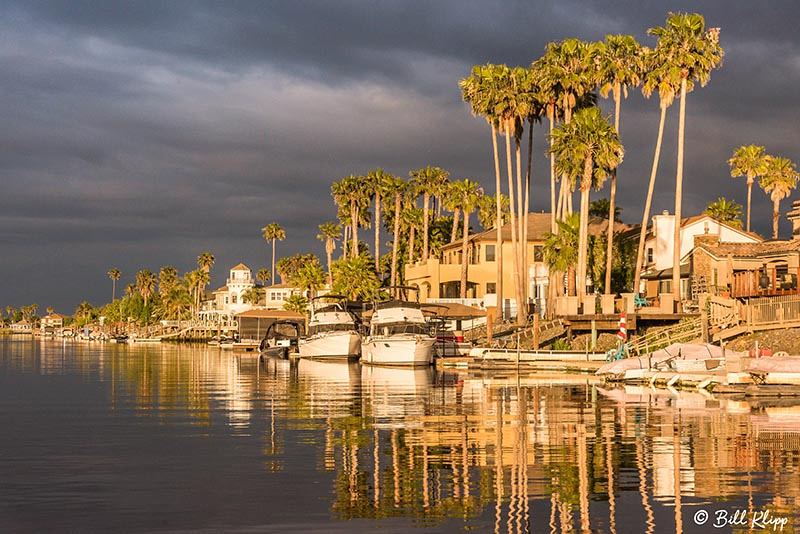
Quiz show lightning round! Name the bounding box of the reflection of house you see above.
[636,212,762,299]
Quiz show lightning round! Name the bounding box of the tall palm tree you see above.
[197,252,215,273]
[262,222,286,283]
[331,175,369,259]
[453,180,484,298]
[760,156,800,239]
[550,107,623,299]
[382,174,407,290]
[460,65,505,316]
[476,193,510,231]
[540,39,595,220]
[594,34,643,294]
[728,145,767,232]
[402,206,423,264]
[256,268,271,287]
[367,168,389,271]
[136,269,157,309]
[633,50,680,295]
[409,166,449,262]
[443,181,463,243]
[317,222,341,288]
[108,268,121,302]
[158,265,178,295]
[649,12,724,301]
[704,197,743,228]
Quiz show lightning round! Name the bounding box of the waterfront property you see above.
[405,212,627,317]
[634,211,761,300]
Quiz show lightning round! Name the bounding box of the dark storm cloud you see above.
[1,0,799,311]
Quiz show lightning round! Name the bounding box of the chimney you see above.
[694,233,720,248]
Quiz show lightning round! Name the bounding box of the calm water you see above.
[1,336,799,533]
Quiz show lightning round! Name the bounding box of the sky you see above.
[2,1,799,313]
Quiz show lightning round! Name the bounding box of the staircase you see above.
[627,317,703,356]
[489,318,565,349]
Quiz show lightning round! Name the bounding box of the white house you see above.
[639,212,762,298]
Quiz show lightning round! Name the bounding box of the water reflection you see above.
[1,336,799,532]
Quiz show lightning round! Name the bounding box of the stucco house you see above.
[635,212,762,299]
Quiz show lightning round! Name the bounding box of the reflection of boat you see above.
[361,365,434,427]
[362,288,435,367]
[297,358,361,385]
[259,319,304,359]
[299,295,361,360]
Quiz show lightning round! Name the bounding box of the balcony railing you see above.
[731,267,799,298]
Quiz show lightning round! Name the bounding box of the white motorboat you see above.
[362,288,436,367]
[299,295,361,360]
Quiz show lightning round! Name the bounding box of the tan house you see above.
[405,213,553,315]
[40,313,65,333]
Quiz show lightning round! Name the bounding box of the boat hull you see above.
[299,332,361,360]
[362,335,435,366]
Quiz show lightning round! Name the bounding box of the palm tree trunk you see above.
[374,194,381,272]
[450,208,460,243]
[577,158,592,300]
[271,239,276,285]
[605,89,622,295]
[352,203,359,258]
[773,198,780,239]
[524,120,533,315]
[422,193,430,262]
[460,212,470,298]
[505,121,521,322]
[391,194,401,290]
[515,135,526,319]
[673,78,688,303]
[326,244,333,288]
[549,111,556,233]
[634,103,668,294]
[408,225,415,264]
[605,170,617,294]
[492,124,504,320]
[747,180,753,233]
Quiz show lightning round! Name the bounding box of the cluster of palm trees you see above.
[328,167,505,300]
[461,12,724,308]
[728,145,800,239]
[101,252,217,325]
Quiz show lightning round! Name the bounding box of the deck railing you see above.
[743,294,800,328]
[731,267,800,298]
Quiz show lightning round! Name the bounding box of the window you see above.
[646,247,654,264]
[231,294,237,304]
[485,245,496,262]
[533,245,543,262]
[486,282,496,294]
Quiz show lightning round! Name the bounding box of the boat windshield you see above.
[308,323,356,336]
[370,322,430,336]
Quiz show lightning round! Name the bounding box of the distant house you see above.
[40,313,65,330]
[10,319,32,333]
[264,283,302,310]
[634,212,762,299]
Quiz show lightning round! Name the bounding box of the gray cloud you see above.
[1,0,799,312]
